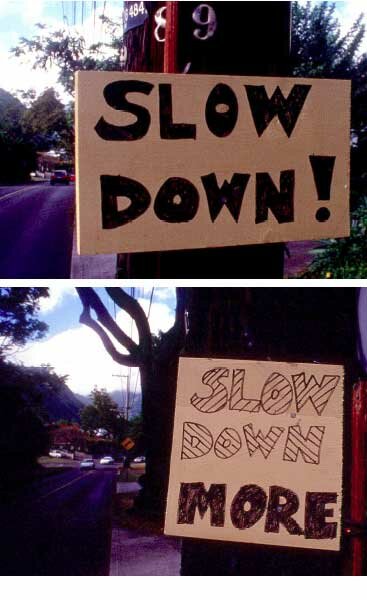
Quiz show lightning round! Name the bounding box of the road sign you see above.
[76,71,350,255]
[121,437,135,451]
[165,357,344,552]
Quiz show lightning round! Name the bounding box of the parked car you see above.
[80,458,95,470]
[130,456,146,470]
[50,170,69,185]
[100,456,115,465]
[69,173,75,183]
[49,449,63,458]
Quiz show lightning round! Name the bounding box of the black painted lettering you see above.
[159,84,196,140]
[205,83,239,138]
[305,492,338,539]
[245,84,311,138]
[230,484,267,530]
[256,171,295,225]
[154,177,199,223]
[265,486,303,535]
[95,80,154,141]
[201,173,250,223]
[177,482,226,527]
[101,175,151,229]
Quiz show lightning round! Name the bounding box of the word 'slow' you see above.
[190,368,340,416]
[95,81,312,141]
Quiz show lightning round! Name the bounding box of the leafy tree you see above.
[80,386,127,439]
[291,1,365,78]
[291,2,367,277]
[21,88,69,152]
[77,288,185,513]
[11,16,124,97]
[303,199,367,278]
[50,424,84,449]
[0,89,36,183]
[0,361,49,476]
[0,288,49,358]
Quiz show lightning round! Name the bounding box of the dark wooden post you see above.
[117,1,289,278]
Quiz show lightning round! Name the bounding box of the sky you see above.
[0,1,366,104]
[11,286,177,398]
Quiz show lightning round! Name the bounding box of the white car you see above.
[100,456,115,465]
[49,450,63,458]
[80,458,95,470]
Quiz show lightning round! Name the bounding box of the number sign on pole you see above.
[164,357,344,552]
[76,72,350,256]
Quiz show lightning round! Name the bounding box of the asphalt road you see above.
[0,466,116,575]
[0,183,75,278]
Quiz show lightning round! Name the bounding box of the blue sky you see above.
[13,286,176,397]
[0,1,366,103]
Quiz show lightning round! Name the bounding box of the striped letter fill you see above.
[214,428,242,459]
[181,422,213,460]
[283,425,325,464]
[191,367,229,413]
[261,372,293,415]
[243,424,284,459]
[292,373,340,416]
[229,369,261,412]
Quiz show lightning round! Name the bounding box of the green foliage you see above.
[292,2,367,277]
[0,288,49,358]
[0,88,37,183]
[304,199,367,278]
[21,88,69,152]
[11,17,123,97]
[80,387,127,440]
[292,1,365,77]
[0,361,50,471]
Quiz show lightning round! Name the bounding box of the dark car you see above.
[50,170,69,185]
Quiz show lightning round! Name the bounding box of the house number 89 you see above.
[154,4,217,43]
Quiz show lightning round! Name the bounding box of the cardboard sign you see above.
[164,358,344,551]
[76,72,351,255]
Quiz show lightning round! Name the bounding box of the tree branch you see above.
[79,304,142,368]
[77,287,139,356]
[105,288,152,359]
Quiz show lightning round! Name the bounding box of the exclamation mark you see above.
[309,155,336,222]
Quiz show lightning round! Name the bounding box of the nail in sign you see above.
[75,72,351,255]
[164,358,344,551]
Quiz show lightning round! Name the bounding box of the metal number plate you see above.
[123,1,148,35]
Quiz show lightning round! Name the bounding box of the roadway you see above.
[0,466,116,575]
[0,183,75,278]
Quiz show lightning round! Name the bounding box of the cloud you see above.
[38,287,77,315]
[17,294,176,396]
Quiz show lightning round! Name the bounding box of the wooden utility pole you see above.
[117,1,288,278]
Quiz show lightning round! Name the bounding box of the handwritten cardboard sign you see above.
[76,72,351,255]
[164,357,344,551]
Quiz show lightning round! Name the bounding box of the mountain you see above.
[22,366,85,423]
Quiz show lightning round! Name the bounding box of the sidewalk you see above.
[71,226,116,279]
[109,481,181,576]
